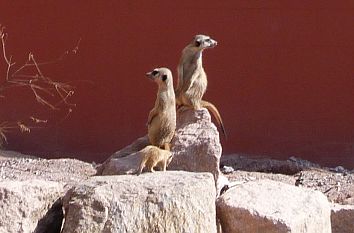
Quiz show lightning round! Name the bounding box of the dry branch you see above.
[0,25,80,146]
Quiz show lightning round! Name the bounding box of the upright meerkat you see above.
[136,145,173,175]
[146,67,176,151]
[175,34,226,137]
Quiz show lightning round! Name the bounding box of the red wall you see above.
[1,1,354,167]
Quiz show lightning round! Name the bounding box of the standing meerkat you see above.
[146,67,176,151]
[175,34,226,137]
[136,145,173,175]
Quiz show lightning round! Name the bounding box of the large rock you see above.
[216,179,331,233]
[0,157,96,233]
[62,171,217,233]
[169,108,223,183]
[331,204,354,233]
[0,180,64,233]
[96,109,226,191]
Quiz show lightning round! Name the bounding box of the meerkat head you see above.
[192,34,217,50]
[146,67,173,88]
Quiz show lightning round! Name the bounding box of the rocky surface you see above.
[217,179,331,233]
[0,149,353,233]
[0,179,64,233]
[331,204,354,233]
[0,156,96,184]
[96,109,226,192]
[95,136,150,175]
[0,151,96,233]
[169,108,223,184]
[62,171,217,233]
[223,156,354,205]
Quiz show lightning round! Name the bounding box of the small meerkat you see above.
[136,145,173,175]
[175,34,226,137]
[146,67,176,151]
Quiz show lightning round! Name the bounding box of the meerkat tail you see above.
[200,100,227,138]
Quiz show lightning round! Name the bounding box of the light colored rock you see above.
[96,109,226,193]
[331,203,354,233]
[95,136,149,175]
[170,108,222,182]
[0,179,64,233]
[62,171,217,233]
[98,151,141,175]
[216,179,331,233]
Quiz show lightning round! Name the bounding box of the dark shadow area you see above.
[34,198,64,233]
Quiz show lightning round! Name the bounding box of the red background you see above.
[1,1,354,168]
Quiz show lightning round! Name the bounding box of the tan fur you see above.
[146,68,176,150]
[176,35,226,137]
[137,145,173,175]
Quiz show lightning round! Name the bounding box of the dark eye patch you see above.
[162,74,168,81]
[152,70,159,76]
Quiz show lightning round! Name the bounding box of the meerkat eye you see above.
[205,38,211,42]
[152,70,159,76]
[162,74,168,81]
[195,40,201,47]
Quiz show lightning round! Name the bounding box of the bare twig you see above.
[0,25,80,147]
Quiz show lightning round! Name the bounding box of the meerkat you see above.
[146,67,176,151]
[175,34,226,137]
[136,145,173,175]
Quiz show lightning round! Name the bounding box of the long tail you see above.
[200,100,227,139]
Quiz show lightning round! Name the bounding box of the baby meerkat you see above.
[176,34,226,137]
[146,68,176,151]
[136,145,173,175]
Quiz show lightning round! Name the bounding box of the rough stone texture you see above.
[0,179,64,233]
[0,156,96,233]
[97,151,141,175]
[221,154,321,175]
[95,109,227,192]
[170,108,222,182]
[331,203,354,233]
[95,136,150,175]
[216,179,331,233]
[0,157,96,184]
[62,171,217,233]
[223,154,354,205]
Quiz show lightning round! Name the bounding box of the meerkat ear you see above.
[195,40,201,47]
[162,74,168,81]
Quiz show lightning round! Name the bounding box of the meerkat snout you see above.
[146,70,158,79]
[146,68,172,85]
[194,35,218,49]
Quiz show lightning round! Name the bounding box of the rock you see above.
[97,151,141,175]
[216,179,331,233]
[0,158,96,183]
[221,165,234,174]
[95,136,149,175]
[169,109,222,181]
[96,109,226,192]
[0,157,96,233]
[221,154,322,175]
[329,166,347,173]
[0,179,64,233]
[62,171,217,233]
[33,198,64,233]
[331,203,354,233]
